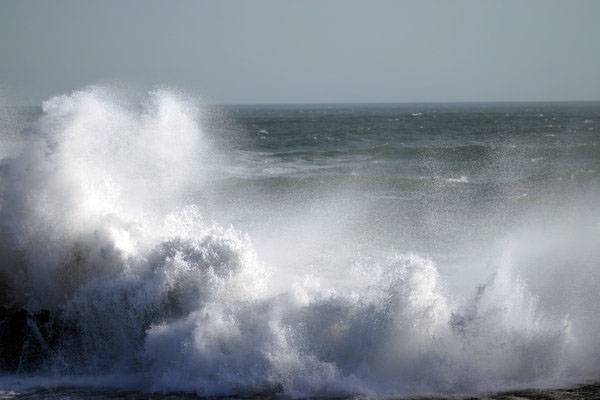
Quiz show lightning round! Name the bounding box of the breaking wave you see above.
[0,87,599,397]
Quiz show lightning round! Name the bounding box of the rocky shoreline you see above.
[0,384,600,400]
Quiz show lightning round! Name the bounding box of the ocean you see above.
[1,88,600,398]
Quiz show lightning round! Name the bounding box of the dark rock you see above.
[0,306,67,372]
[0,307,28,371]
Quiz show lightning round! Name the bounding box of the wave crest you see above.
[0,87,597,397]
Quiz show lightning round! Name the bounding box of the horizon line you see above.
[6,99,600,109]
[215,99,600,107]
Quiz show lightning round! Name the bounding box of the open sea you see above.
[1,89,600,398]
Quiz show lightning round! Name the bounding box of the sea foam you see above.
[0,87,599,397]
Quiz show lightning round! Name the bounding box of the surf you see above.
[0,87,599,397]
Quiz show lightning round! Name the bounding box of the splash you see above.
[0,87,598,397]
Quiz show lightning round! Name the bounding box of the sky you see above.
[1,0,599,105]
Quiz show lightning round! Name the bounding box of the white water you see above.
[1,87,600,397]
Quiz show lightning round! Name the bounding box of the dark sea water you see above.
[1,91,600,399]
[205,102,600,290]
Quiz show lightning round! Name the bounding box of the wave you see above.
[446,175,469,183]
[1,87,599,397]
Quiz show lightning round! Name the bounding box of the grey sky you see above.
[1,0,599,104]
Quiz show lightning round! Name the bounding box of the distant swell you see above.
[1,87,600,397]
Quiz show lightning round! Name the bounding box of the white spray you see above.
[0,87,599,396]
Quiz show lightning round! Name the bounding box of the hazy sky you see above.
[1,0,599,104]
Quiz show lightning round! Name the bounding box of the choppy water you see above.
[1,87,599,398]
